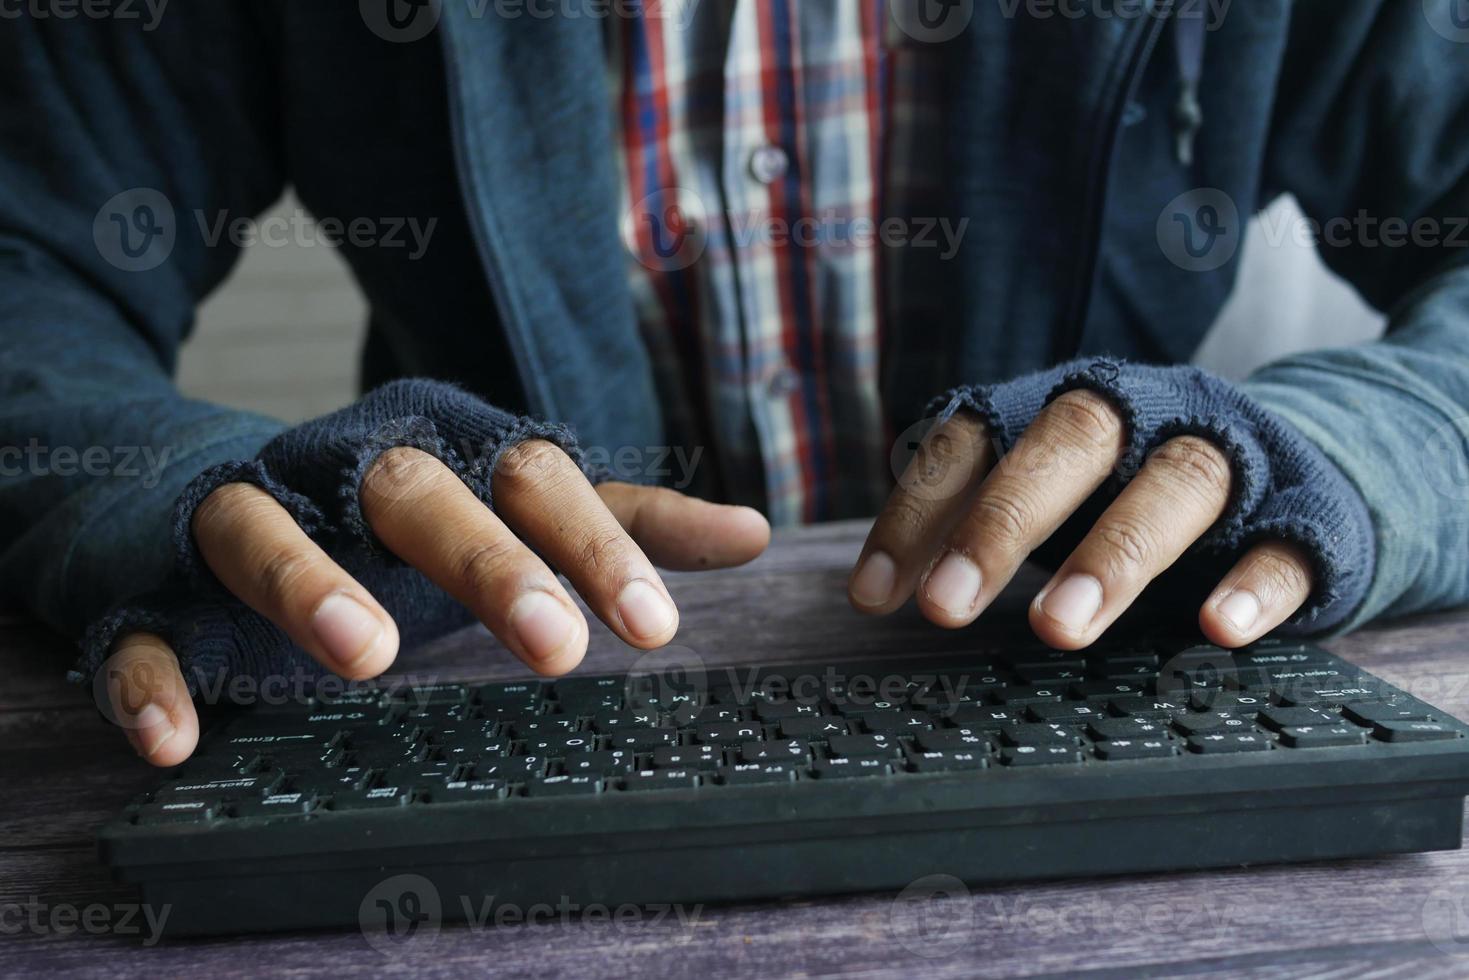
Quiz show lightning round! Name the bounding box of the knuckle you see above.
[1250,546,1313,598]
[192,482,264,540]
[1152,436,1232,495]
[494,439,568,492]
[881,492,932,539]
[363,446,445,510]
[255,546,319,611]
[1044,389,1123,446]
[572,527,631,575]
[1094,516,1157,573]
[967,490,1037,550]
[452,536,524,595]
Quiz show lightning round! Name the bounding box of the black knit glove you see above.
[929,357,1375,631]
[74,379,600,692]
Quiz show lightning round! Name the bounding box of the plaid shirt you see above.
[609,0,940,524]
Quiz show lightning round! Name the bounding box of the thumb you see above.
[595,482,770,571]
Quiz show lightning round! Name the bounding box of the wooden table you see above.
[5,519,1469,977]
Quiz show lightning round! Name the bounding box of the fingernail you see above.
[850,551,897,607]
[312,593,386,669]
[1217,589,1261,634]
[616,579,676,641]
[133,704,176,757]
[509,590,582,661]
[923,552,983,616]
[1038,574,1104,633]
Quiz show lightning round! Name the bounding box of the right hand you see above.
[104,441,770,766]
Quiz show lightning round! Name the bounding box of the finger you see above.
[360,447,588,676]
[105,633,199,767]
[849,412,994,614]
[493,442,678,648]
[1199,539,1314,647]
[596,482,770,571]
[1031,435,1233,649]
[193,483,399,680]
[916,389,1125,627]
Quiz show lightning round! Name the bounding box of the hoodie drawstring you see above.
[1172,11,1206,166]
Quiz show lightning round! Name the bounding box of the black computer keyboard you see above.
[102,639,1469,936]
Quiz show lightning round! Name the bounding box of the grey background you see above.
[178,195,1385,426]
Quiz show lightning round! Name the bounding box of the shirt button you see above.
[748,144,789,185]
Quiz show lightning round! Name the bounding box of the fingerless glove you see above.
[929,357,1375,632]
[72,379,600,692]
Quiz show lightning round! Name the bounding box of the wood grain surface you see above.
[4,519,1469,978]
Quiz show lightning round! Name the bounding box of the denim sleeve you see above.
[0,11,288,638]
[1248,2,1469,631]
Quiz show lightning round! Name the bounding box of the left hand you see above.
[848,389,1313,648]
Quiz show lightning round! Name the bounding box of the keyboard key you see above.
[425,780,508,803]
[993,685,1065,705]
[1190,691,1271,713]
[779,717,850,739]
[560,750,634,776]
[607,727,679,751]
[475,756,547,781]
[386,683,468,706]
[1342,701,1434,727]
[907,750,987,773]
[860,711,934,734]
[591,710,658,733]
[1000,724,1080,747]
[1094,738,1175,761]
[689,706,744,725]
[938,705,1016,728]
[1068,680,1143,701]
[1109,696,1188,718]
[1087,718,1170,741]
[134,800,217,825]
[828,733,900,757]
[652,745,723,770]
[526,775,602,797]
[913,729,990,753]
[331,785,413,809]
[1279,725,1368,749]
[523,732,598,755]
[1373,721,1462,743]
[753,701,823,722]
[739,739,810,763]
[1172,713,1255,737]
[159,775,279,800]
[1186,733,1272,754]
[1014,664,1085,685]
[506,717,577,738]
[1000,745,1082,766]
[232,792,315,819]
[1026,702,1104,725]
[620,769,700,792]
[810,756,891,779]
[717,763,798,786]
[695,722,764,745]
[1257,706,1338,732]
